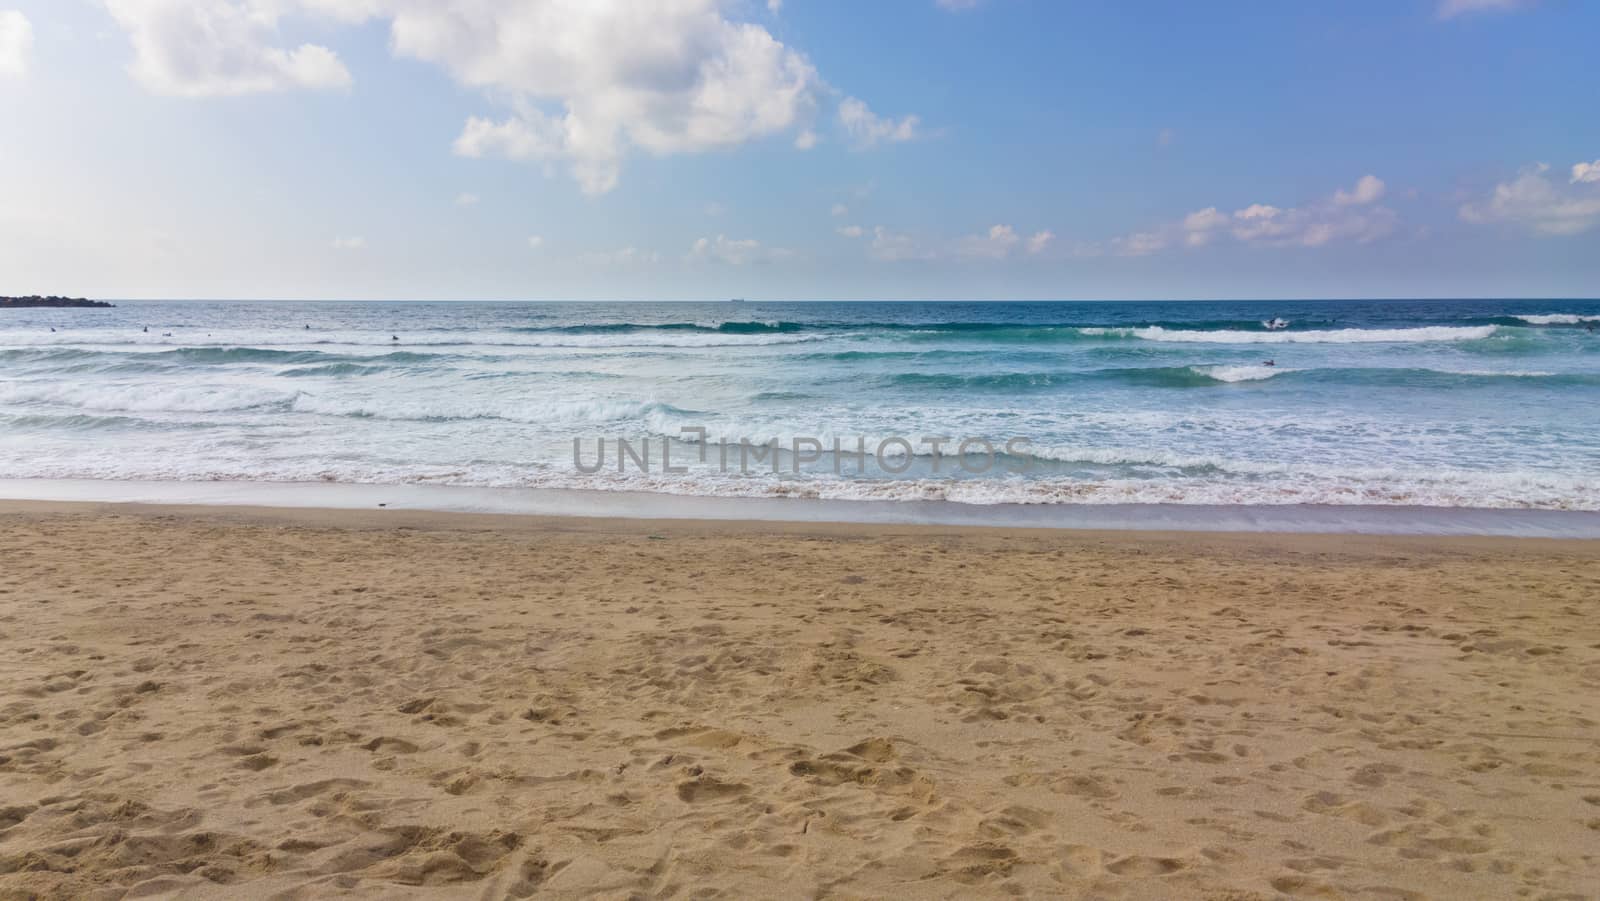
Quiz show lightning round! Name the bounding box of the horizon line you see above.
[49,296,1600,304]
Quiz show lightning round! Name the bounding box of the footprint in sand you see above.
[940,842,1018,881]
[363,737,420,754]
[674,774,749,803]
[237,753,278,771]
[0,804,36,832]
[1105,854,1187,876]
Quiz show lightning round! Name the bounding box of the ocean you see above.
[2,299,1598,517]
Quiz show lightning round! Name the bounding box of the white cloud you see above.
[935,0,983,10]
[954,224,1020,259]
[689,234,792,265]
[1229,192,1396,247]
[1228,204,1296,243]
[455,192,480,206]
[1182,207,1229,246]
[454,113,623,192]
[1333,174,1385,206]
[838,97,920,148]
[767,0,782,12]
[866,226,932,262]
[1460,162,1600,236]
[422,2,820,194]
[1571,160,1600,184]
[331,236,366,249]
[527,235,544,249]
[1098,176,1398,255]
[0,9,32,78]
[1107,230,1168,257]
[1436,0,1534,19]
[103,0,351,97]
[101,0,897,194]
[838,222,1054,261]
[831,203,849,217]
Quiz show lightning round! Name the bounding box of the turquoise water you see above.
[2,299,1598,511]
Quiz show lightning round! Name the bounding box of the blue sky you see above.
[1,0,1596,300]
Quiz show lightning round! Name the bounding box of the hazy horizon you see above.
[48,295,1600,304]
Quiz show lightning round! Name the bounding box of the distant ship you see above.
[728,298,747,303]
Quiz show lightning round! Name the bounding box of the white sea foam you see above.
[0,381,298,413]
[1197,365,1561,380]
[1192,364,1292,382]
[1432,369,1557,378]
[0,329,834,351]
[1120,325,1500,344]
[1,455,1595,512]
[1514,314,1600,325]
[288,394,686,425]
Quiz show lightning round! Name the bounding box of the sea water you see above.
[2,299,1598,513]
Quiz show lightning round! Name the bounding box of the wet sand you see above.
[1,501,1597,899]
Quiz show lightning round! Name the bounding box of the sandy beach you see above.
[1,502,1597,900]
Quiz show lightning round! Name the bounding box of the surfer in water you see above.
[1263,359,1276,367]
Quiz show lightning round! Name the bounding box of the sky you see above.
[0,0,1597,301]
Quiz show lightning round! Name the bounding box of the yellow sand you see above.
[1,501,1597,899]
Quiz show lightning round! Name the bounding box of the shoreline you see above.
[5,497,1600,555]
[3,477,1600,538]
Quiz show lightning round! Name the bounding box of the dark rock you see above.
[0,295,115,308]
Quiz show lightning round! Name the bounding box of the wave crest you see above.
[1514,314,1600,325]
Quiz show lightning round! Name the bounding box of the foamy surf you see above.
[1190,364,1290,382]
[3,299,1597,519]
[1514,314,1600,325]
[1117,325,1501,344]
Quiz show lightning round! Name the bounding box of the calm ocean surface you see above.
[2,299,1598,512]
